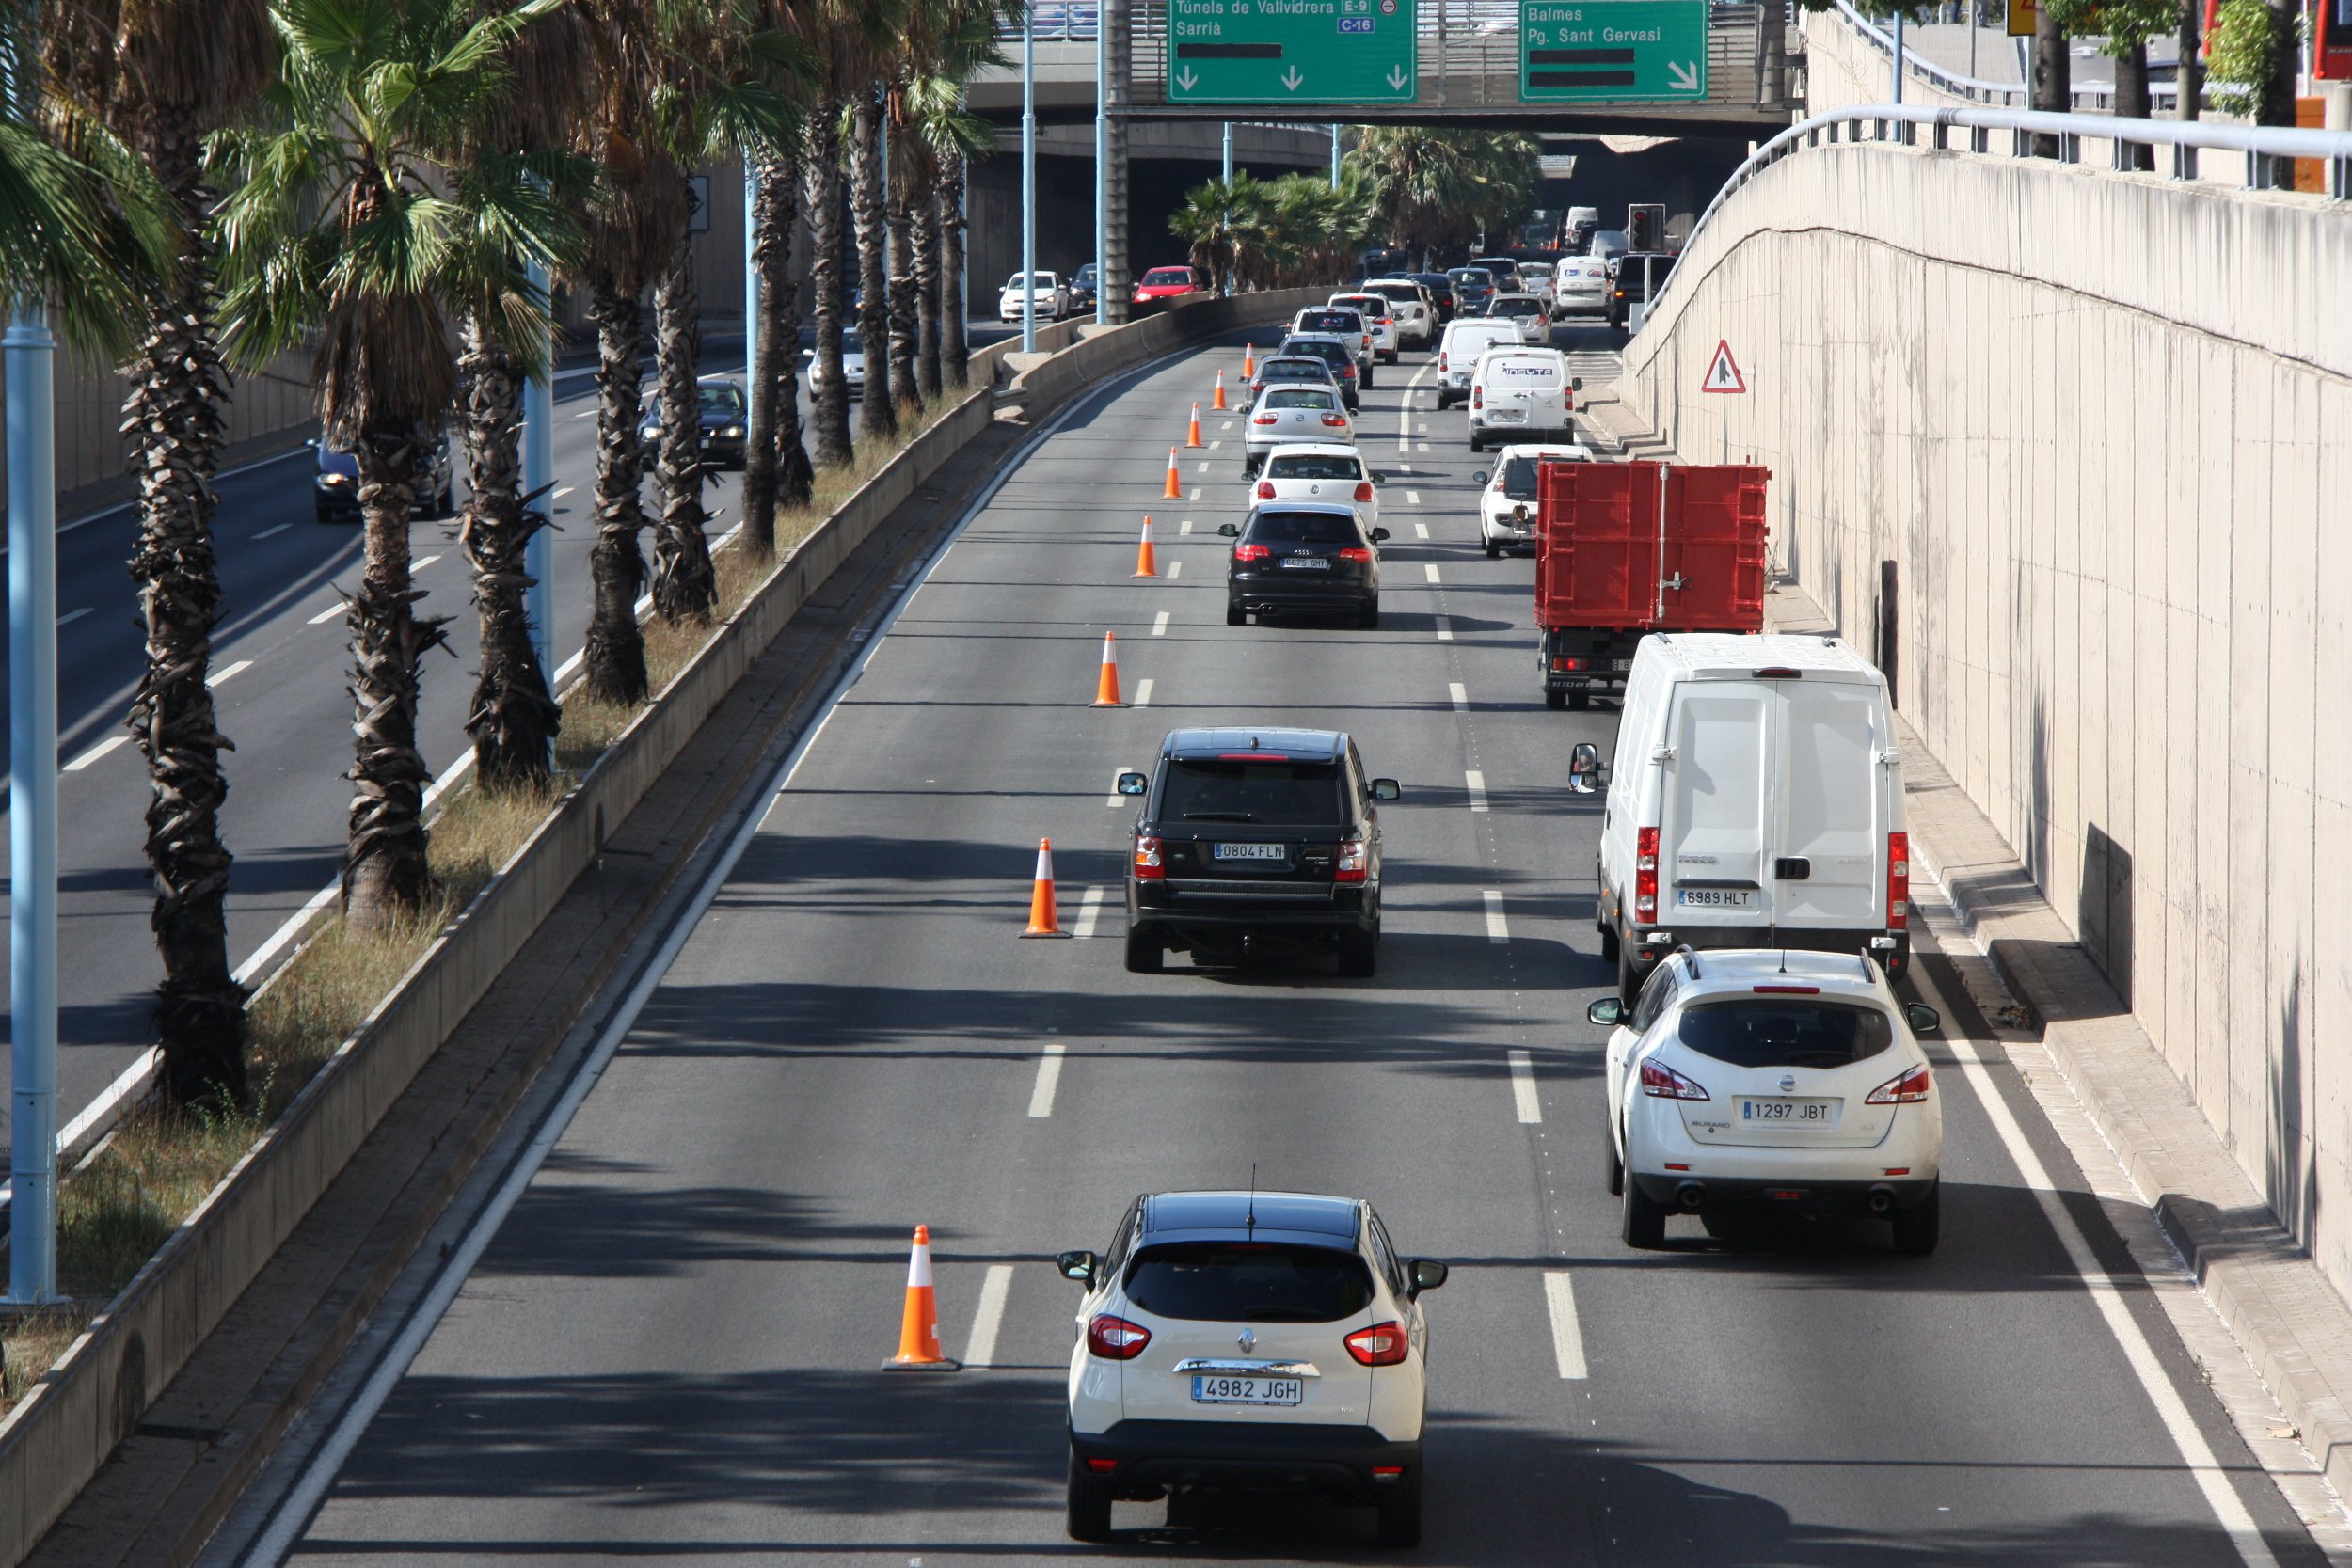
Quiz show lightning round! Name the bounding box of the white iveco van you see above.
[1593,634,1911,1003]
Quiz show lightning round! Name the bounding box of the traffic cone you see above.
[1022,837,1070,937]
[1091,630,1125,707]
[1132,516,1159,578]
[1163,447,1183,499]
[1212,371,1228,411]
[1242,341,1256,378]
[1185,404,1204,448]
[881,1225,961,1370]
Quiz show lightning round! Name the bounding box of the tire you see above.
[437,484,454,517]
[1361,364,1375,389]
[1567,691,1591,711]
[1469,433,1483,453]
[1123,927,1164,974]
[1485,539,1501,560]
[1545,689,1567,710]
[1338,923,1378,977]
[1375,1463,1423,1548]
[1890,1182,1941,1256]
[1597,919,1620,963]
[1621,1172,1668,1249]
[1067,1455,1115,1544]
[1358,599,1380,630]
[1603,1117,1625,1196]
[1435,391,1452,411]
[1227,601,1246,626]
[1616,935,1642,1007]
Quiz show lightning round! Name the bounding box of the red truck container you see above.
[1533,460,1768,708]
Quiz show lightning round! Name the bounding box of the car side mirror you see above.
[1370,778,1401,801]
[1116,770,1148,797]
[1406,1259,1449,1297]
[1216,522,1240,537]
[1587,997,1626,1026]
[1370,527,1390,543]
[1567,741,1604,795]
[1057,1249,1098,1285]
[1905,1003,1942,1036]
[1472,470,1489,485]
[1572,376,1585,391]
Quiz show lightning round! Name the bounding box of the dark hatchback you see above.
[312,434,454,524]
[1607,252,1678,328]
[1119,728,1399,976]
[1221,502,1385,628]
[1446,266,1496,313]
[636,375,750,470]
[1273,336,1360,409]
[1406,271,1458,323]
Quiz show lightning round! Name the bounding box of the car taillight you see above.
[1438,352,1448,372]
[1088,1314,1152,1359]
[1887,831,1909,930]
[1337,546,1372,563]
[1353,481,1374,502]
[1232,543,1271,562]
[1345,1321,1408,1366]
[1866,1063,1933,1104]
[1253,414,1278,425]
[1321,413,1348,427]
[1250,379,1264,396]
[1635,826,1658,922]
[1472,386,1483,409]
[1335,833,1370,882]
[1133,833,1164,880]
[1492,473,1507,491]
[1639,1059,1710,1101]
[1256,480,1276,499]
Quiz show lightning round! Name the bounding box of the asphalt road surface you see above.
[238,324,2328,1564]
[0,320,1015,1149]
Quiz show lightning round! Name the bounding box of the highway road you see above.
[228,326,2328,1564]
[0,322,1014,1149]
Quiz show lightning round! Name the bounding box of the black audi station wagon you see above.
[1222,503,1387,628]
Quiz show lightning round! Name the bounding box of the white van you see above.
[1591,634,1911,1003]
[1435,318,1521,408]
[1467,346,1577,451]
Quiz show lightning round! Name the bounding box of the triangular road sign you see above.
[1702,339,1745,394]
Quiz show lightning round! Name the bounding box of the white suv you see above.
[1059,1189,1447,1546]
[1590,948,1946,1254]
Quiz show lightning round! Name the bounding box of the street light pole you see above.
[1022,1,1037,353]
[1892,8,1905,103]
[1329,123,1341,188]
[744,159,761,415]
[1221,120,1234,296]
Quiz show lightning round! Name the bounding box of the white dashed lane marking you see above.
[1449,682,1468,711]
[1466,770,1488,813]
[1508,1045,1539,1114]
[1435,616,1454,642]
[1134,678,1154,707]
[1406,490,1422,505]
[1073,887,1104,939]
[964,1264,1015,1367]
[1179,519,1194,534]
[1414,523,1429,540]
[1027,1043,1066,1118]
[254,523,291,541]
[1152,611,1169,637]
[56,607,91,627]
[1167,560,1183,579]
[1423,563,1440,584]
[209,659,254,689]
[309,603,343,626]
[1545,1272,1589,1379]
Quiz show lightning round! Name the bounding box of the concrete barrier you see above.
[0,286,1316,1566]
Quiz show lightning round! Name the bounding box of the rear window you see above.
[1281,340,1348,367]
[1160,757,1347,827]
[1124,1242,1373,1323]
[1297,309,1359,334]
[1262,359,1327,381]
[1143,268,1192,286]
[1495,295,1542,310]
[1249,511,1359,545]
[1264,388,1334,410]
[1677,999,1897,1069]
[1500,456,1542,499]
[1364,283,1417,303]
[1449,268,1492,284]
[1332,297,1385,315]
[1266,452,1363,481]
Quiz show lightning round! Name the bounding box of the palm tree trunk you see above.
[457,316,559,793]
[743,148,812,551]
[343,428,449,932]
[884,117,920,422]
[936,151,969,388]
[804,108,853,467]
[912,166,942,402]
[851,87,896,441]
[651,214,717,626]
[2114,42,2153,172]
[124,227,247,1106]
[2031,7,2070,158]
[584,283,650,704]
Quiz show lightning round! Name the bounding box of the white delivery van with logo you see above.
[1590,634,1912,1004]
[1467,346,1576,451]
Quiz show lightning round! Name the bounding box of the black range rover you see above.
[1119,728,1399,977]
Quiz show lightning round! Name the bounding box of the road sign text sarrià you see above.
[1167,0,1420,103]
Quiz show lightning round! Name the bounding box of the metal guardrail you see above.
[1829,0,2180,110]
[1657,102,2351,312]
[1001,1,1101,41]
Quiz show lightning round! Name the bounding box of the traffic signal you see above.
[1628,204,1665,253]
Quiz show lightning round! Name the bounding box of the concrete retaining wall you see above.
[1614,139,2352,1300]
[0,285,1311,1565]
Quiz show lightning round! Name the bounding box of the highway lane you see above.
[251,327,2329,1564]
[0,323,1012,1148]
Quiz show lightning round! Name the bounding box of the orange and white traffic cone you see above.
[881,1225,960,1370]
[1212,371,1228,411]
[1185,404,1204,448]
[1242,341,1257,378]
[1163,447,1184,499]
[1091,630,1125,707]
[1132,516,1159,578]
[1022,837,1070,937]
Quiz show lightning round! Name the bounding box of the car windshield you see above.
[1677,999,1898,1069]
[1124,1242,1373,1323]
[1267,453,1363,481]
[698,385,745,414]
[1249,511,1359,545]
[1143,268,1191,286]
[1074,264,1098,283]
[1450,268,1492,284]
[1263,388,1335,411]
[1161,756,1347,826]
[1296,310,1359,334]
[1500,456,1544,500]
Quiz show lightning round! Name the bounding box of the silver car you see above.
[1243,384,1355,476]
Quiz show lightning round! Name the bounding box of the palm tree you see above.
[740,131,814,548]
[215,0,568,931]
[803,100,851,464]
[849,83,894,440]
[1344,126,1540,270]
[933,131,967,386]
[889,13,997,400]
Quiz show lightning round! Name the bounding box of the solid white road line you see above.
[1466,770,1488,813]
[1934,982,2282,1568]
[411,554,442,570]
[1073,886,1104,940]
[1486,889,1509,944]
[254,523,292,541]
[308,603,343,626]
[964,1264,1015,1368]
[1435,615,1454,642]
[1509,1047,1539,1117]
[1152,610,1169,637]
[1167,560,1183,579]
[1027,1043,1067,1118]
[209,659,254,688]
[63,736,127,772]
[1134,677,1153,707]
[56,607,91,627]
[1449,682,1468,711]
[1544,1272,1589,1379]
[1423,563,1440,584]
[1406,490,1422,505]
[1414,523,1430,540]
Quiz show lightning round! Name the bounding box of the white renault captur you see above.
[1059,1189,1446,1547]
[1255,443,1379,533]
[1589,948,1945,1255]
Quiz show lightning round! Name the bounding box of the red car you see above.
[1132,265,1200,304]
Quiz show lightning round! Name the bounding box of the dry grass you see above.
[0,391,971,1415]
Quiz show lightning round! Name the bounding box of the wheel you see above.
[1375,1463,1423,1548]
[1226,601,1246,626]
[1358,599,1379,630]
[1545,689,1567,710]
[1621,1171,1668,1249]
[1123,927,1164,974]
[1067,1455,1114,1543]
[1890,1182,1941,1256]
[1603,1117,1625,1196]
[1485,539,1502,560]
[1567,691,1591,711]
[1597,919,1620,963]
[1361,364,1375,389]
[1616,935,1642,1007]
[1337,923,1378,977]
[1469,433,1484,453]
[436,484,454,517]
[1435,391,1452,410]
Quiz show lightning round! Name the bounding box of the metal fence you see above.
[1830,0,2181,110]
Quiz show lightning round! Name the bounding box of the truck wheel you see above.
[1124,927,1164,974]
[1067,1456,1114,1543]
[1546,689,1567,710]
[1568,691,1591,711]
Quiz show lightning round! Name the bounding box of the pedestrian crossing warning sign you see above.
[1702,340,1746,394]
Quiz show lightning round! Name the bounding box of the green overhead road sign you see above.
[1518,0,1708,102]
[1166,0,1419,104]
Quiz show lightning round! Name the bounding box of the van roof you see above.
[1645,633,1885,684]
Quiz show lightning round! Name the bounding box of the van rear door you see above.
[1661,684,1772,929]
[1772,679,1886,929]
